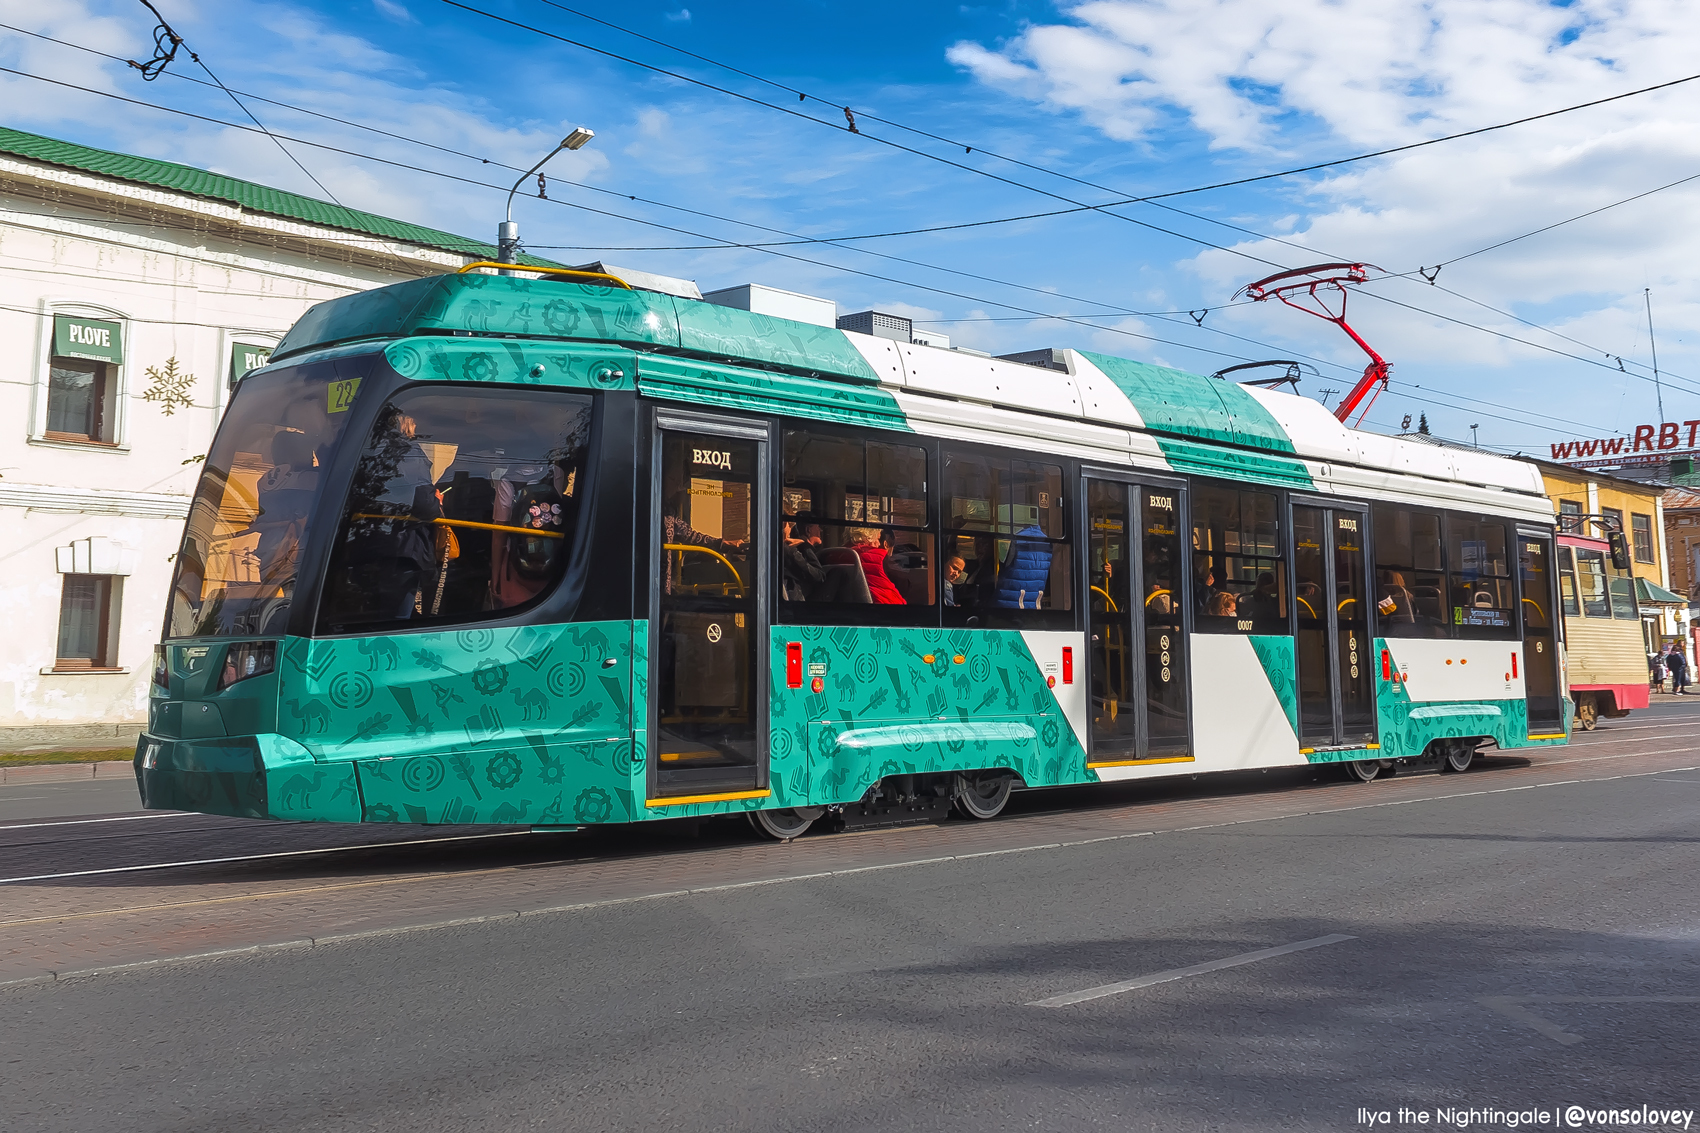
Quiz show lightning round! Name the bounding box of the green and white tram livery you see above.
[137,267,1569,836]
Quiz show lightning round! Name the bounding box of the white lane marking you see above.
[1028,933,1356,1007]
[0,831,532,884]
[1479,995,1700,1046]
[0,813,181,833]
[0,797,50,803]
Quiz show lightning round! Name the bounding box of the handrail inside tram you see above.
[456,262,632,289]
[1144,588,1170,607]
[1091,585,1119,611]
[353,513,564,539]
[665,543,745,596]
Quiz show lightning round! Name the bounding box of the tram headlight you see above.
[217,642,276,691]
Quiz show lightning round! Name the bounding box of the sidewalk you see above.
[0,761,135,785]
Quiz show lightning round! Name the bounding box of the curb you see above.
[0,761,134,786]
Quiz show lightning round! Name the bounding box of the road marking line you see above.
[0,813,181,833]
[1028,933,1356,1007]
[0,830,532,884]
[1480,995,1700,1046]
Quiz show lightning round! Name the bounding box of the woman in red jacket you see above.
[845,527,906,604]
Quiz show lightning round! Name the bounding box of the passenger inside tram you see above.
[318,389,592,630]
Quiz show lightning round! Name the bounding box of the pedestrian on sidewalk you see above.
[1651,651,1666,692]
[1668,648,1690,695]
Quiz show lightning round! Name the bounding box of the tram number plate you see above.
[328,377,362,413]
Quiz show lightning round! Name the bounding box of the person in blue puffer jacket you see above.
[994,524,1052,609]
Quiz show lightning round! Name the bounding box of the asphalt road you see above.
[2,707,1697,1132]
[0,776,142,823]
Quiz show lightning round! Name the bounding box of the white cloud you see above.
[665,9,691,23]
[949,0,1700,439]
[372,0,417,24]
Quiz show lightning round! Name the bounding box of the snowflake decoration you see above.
[142,356,196,416]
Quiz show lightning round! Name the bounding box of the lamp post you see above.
[1470,423,1479,447]
[496,126,594,269]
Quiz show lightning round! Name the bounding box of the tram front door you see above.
[650,415,768,799]
[1518,531,1565,735]
[1292,504,1376,748]
[1085,478,1190,765]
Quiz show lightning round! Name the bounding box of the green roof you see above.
[0,125,558,266]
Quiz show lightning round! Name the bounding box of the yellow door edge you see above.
[1086,756,1196,768]
[1526,733,1567,740]
[646,788,772,808]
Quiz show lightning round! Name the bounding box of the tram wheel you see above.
[749,806,822,842]
[1342,758,1381,783]
[1441,739,1476,773]
[1575,696,1598,732]
[953,772,1012,820]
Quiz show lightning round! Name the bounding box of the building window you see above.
[44,315,124,445]
[1601,506,1624,538]
[1632,513,1654,563]
[55,574,122,670]
[1558,499,1582,533]
[46,359,114,442]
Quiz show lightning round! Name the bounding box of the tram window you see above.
[1609,576,1638,619]
[781,429,934,619]
[1371,504,1447,637]
[1573,549,1609,617]
[317,387,593,632]
[1556,546,1580,616]
[1191,484,1285,634]
[941,449,1072,625]
[1446,517,1515,637]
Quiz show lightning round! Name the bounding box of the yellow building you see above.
[1535,459,1689,672]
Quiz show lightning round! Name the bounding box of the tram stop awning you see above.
[1635,578,1689,606]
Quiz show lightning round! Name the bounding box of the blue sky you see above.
[3,0,1697,455]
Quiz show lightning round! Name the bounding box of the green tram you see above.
[138,267,1570,839]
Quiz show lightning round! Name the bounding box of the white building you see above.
[0,126,513,751]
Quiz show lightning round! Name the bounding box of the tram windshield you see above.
[167,358,368,637]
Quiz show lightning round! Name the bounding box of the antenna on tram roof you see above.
[1237,263,1389,428]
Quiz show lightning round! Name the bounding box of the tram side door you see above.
[1293,504,1376,748]
[1518,530,1564,735]
[649,413,769,800]
[1085,477,1190,764]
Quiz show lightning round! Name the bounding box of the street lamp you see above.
[1470,423,1480,447]
[496,127,595,268]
